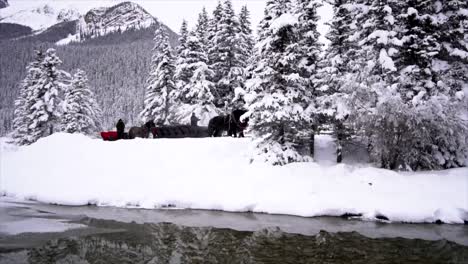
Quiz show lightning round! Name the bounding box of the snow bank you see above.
[56,33,79,45]
[1,133,467,224]
[0,218,85,235]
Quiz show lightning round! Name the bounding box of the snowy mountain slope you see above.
[0,4,79,30]
[78,1,156,41]
[0,1,169,44]
[0,0,8,9]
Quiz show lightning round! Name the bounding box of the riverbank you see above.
[0,199,467,263]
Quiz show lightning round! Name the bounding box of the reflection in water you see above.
[1,218,467,264]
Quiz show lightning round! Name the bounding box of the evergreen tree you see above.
[238,5,254,69]
[437,0,468,97]
[316,0,357,118]
[245,0,312,165]
[338,0,404,169]
[61,69,102,135]
[233,5,255,109]
[178,34,215,105]
[207,1,224,76]
[11,50,44,145]
[149,25,168,73]
[337,0,468,170]
[174,20,192,92]
[209,0,243,108]
[388,0,467,169]
[169,33,218,125]
[26,48,65,143]
[295,0,323,79]
[293,0,323,148]
[195,7,210,52]
[140,34,176,125]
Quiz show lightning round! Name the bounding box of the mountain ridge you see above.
[0,0,8,9]
[0,1,176,44]
[78,1,156,42]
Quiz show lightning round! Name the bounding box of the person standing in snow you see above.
[116,119,125,139]
[191,113,200,126]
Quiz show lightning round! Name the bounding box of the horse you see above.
[230,109,249,137]
[207,109,249,137]
[128,120,156,139]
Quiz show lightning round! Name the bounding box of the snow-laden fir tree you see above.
[238,5,254,65]
[169,33,218,125]
[245,0,314,165]
[293,0,323,147]
[140,34,176,125]
[25,48,66,144]
[338,0,468,170]
[316,0,357,119]
[295,0,323,80]
[434,0,468,168]
[11,50,45,145]
[232,5,255,109]
[207,1,224,78]
[148,25,169,76]
[174,20,192,90]
[385,0,468,170]
[183,35,215,104]
[61,69,102,135]
[209,0,243,108]
[195,7,210,52]
[338,0,405,169]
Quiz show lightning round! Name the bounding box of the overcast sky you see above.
[3,0,332,43]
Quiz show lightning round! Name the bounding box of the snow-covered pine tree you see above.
[245,0,313,165]
[207,1,224,84]
[209,0,243,108]
[293,0,323,153]
[345,0,467,170]
[232,5,255,109]
[386,0,468,170]
[141,26,169,113]
[316,0,357,119]
[149,25,168,75]
[140,34,176,125]
[432,0,468,168]
[295,0,322,80]
[174,20,192,90]
[169,33,218,125]
[11,50,45,145]
[26,48,66,143]
[238,5,254,69]
[341,0,408,169]
[195,7,210,52]
[61,69,102,135]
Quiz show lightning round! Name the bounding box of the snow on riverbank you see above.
[1,133,467,224]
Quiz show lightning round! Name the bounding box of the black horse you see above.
[128,120,156,139]
[208,109,249,137]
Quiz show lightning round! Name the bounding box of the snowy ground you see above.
[0,133,467,224]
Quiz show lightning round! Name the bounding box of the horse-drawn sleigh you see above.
[100,110,249,141]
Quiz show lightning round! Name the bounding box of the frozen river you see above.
[0,198,467,263]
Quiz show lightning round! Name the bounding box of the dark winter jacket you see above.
[116,119,125,138]
[191,114,200,126]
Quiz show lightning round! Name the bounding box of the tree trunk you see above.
[336,140,342,163]
[310,124,316,158]
[336,122,343,163]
